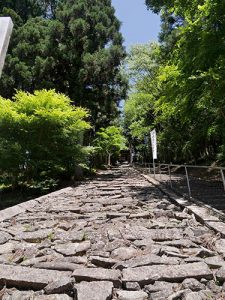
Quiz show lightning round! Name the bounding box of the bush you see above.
[0,89,90,187]
[94,126,126,166]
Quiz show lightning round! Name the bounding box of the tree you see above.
[0,17,57,98]
[51,0,127,128]
[124,0,225,164]
[124,43,162,162]
[0,0,58,22]
[0,90,90,188]
[94,126,126,166]
[0,0,127,129]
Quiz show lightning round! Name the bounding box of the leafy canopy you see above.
[94,126,126,165]
[0,0,127,129]
[0,90,90,187]
[124,0,225,164]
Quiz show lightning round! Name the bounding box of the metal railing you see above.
[135,162,225,213]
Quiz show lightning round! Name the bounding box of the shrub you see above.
[0,89,90,187]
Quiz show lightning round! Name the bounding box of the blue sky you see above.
[111,0,161,50]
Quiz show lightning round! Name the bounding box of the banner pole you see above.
[153,159,156,178]
[150,129,157,178]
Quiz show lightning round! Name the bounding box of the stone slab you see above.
[34,296,72,300]
[0,241,16,254]
[206,221,225,238]
[53,241,90,256]
[187,205,219,222]
[122,262,212,286]
[90,256,117,268]
[0,205,25,222]
[34,262,79,271]
[0,232,12,244]
[44,278,73,294]
[15,229,53,242]
[72,268,121,287]
[0,264,71,290]
[143,228,183,241]
[74,281,113,300]
[0,187,74,222]
[119,254,180,269]
[116,290,148,300]
[214,239,225,256]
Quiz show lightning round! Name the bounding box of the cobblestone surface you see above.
[0,166,225,299]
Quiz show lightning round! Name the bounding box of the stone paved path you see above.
[0,166,225,299]
[137,165,225,214]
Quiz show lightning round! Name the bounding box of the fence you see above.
[134,162,225,214]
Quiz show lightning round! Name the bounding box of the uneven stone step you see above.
[216,267,225,282]
[53,230,85,242]
[47,206,81,213]
[117,254,180,269]
[145,228,184,241]
[0,264,71,290]
[124,282,141,291]
[1,290,35,300]
[122,262,213,286]
[0,231,12,244]
[44,278,73,294]
[89,256,117,268]
[72,268,121,287]
[15,229,53,243]
[34,262,79,271]
[181,278,206,291]
[129,212,151,219]
[74,281,113,300]
[158,239,198,248]
[204,256,225,269]
[53,241,90,256]
[111,247,139,261]
[144,281,180,295]
[214,239,225,256]
[0,166,225,299]
[183,290,214,300]
[106,212,130,219]
[115,290,148,300]
[34,295,72,300]
[99,187,121,191]
[0,241,16,254]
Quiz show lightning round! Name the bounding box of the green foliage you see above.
[0,90,90,187]
[124,93,153,140]
[0,0,58,22]
[94,126,126,165]
[124,0,225,164]
[124,43,161,161]
[0,0,127,129]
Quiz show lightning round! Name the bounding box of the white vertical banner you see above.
[0,17,13,77]
[150,129,157,160]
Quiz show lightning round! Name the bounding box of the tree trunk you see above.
[129,143,133,165]
[108,153,111,166]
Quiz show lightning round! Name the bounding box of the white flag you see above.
[0,17,13,77]
[150,129,157,160]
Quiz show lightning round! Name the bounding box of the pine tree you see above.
[0,0,127,129]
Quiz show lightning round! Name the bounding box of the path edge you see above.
[140,172,225,238]
[0,186,74,222]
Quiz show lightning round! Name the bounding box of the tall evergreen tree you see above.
[53,0,127,128]
[0,0,58,22]
[0,0,127,129]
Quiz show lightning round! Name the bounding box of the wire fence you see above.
[134,162,225,214]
